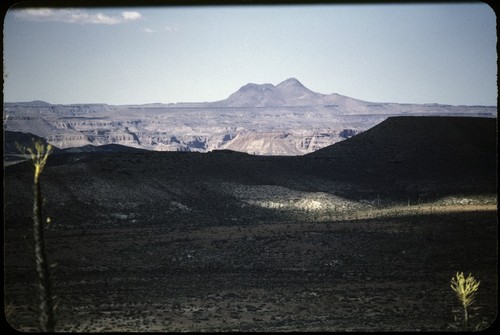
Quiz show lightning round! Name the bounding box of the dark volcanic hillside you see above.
[4,116,497,229]
[4,131,60,154]
[303,116,497,199]
[4,131,64,162]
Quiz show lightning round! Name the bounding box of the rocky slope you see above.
[4,116,496,229]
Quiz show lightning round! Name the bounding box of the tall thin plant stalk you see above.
[17,140,55,332]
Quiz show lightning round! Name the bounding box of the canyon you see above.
[4,78,496,155]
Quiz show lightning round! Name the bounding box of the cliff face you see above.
[3,79,496,155]
[3,103,372,155]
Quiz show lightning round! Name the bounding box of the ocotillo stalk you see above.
[33,175,55,332]
[18,140,56,332]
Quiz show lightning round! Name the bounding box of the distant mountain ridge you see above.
[3,78,497,155]
[210,78,375,108]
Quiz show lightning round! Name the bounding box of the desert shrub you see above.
[450,272,480,331]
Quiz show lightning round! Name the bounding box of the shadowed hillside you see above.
[4,131,64,165]
[302,116,497,200]
[4,116,497,228]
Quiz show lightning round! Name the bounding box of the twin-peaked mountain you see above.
[210,78,365,108]
[3,78,496,155]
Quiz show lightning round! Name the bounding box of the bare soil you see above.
[4,208,497,332]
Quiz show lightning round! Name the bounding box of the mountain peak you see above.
[277,78,305,88]
[239,82,274,92]
[210,78,364,108]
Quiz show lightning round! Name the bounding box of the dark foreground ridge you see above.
[6,115,496,200]
[4,116,497,331]
[304,116,497,199]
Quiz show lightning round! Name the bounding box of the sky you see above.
[3,2,497,106]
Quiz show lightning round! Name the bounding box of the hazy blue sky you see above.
[3,3,497,105]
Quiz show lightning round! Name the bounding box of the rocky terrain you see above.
[3,116,497,331]
[3,78,496,155]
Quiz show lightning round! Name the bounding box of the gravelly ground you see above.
[4,209,497,332]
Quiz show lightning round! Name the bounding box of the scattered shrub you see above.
[450,272,480,330]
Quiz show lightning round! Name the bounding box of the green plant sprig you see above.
[16,140,53,183]
[451,272,480,330]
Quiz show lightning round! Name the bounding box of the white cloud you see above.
[121,11,142,21]
[13,8,142,25]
